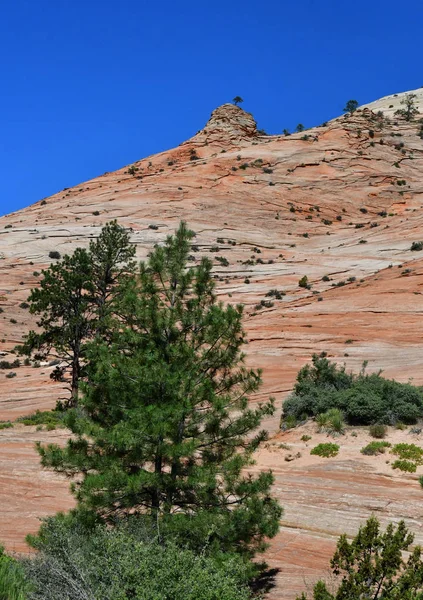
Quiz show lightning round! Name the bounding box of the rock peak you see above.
[188,103,258,147]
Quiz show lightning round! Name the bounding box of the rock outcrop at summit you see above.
[2,91,423,598]
[187,103,258,147]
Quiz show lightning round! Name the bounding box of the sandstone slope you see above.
[1,91,423,598]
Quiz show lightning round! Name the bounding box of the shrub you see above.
[301,435,311,442]
[411,241,423,251]
[283,354,423,426]
[215,256,229,267]
[298,275,310,289]
[361,441,391,456]
[0,547,29,600]
[392,459,417,473]
[19,302,29,309]
[17,410,65,428]
[310,443,339,458]
[6,372,16,378]
[23,516,253,600]
[281,414,297,430]
[265,289,285,300]
[316,408,345,434]
[369,424,387,438]
[0,421,13,430]
[48,251,61,260]
[391,443,423,464]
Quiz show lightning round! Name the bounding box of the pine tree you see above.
[233,96,244,106]
[343,99,359,114]
[19,221,136,407]
[395,93,419,122]
[88,220,136,337]
[21,248,94,406]
[297,516,423,599]
[38,222,282,556]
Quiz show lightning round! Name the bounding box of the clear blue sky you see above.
[1,0,422,217]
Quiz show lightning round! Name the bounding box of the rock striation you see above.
[1,93,423,598]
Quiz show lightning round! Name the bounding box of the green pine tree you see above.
[88,220,136,337]
[19,221,136,407]
[297,516,423,599]
[21,247,94,406]
[343,99,359,114]
[37,222,282,556]
[395,93,419,122]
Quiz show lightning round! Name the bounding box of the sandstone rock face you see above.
[187,103,258,147]
[1,94,423,598]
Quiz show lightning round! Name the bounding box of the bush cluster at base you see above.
[20,515,253,600]
[283,353,423,426]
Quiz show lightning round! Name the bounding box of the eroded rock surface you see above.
[1,93,423,597]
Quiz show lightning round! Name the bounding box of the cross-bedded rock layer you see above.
[1,89,423,597]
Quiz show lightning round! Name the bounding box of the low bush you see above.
[0,546,29,600]
[316,408,345,434]
[411,241,423,251]
[283,353,423,426]
[369,424,387,438]
[17,410,65,428]
[0,359,20,369]
[0,421,13,430]
[392,459,417,473]
[310,443,339,458]
[22,516,253,600]
[48,251,61,260]
[360,441,391,455]
[281,414,297,430]
[266,289,285,300]
[391,443,423,464]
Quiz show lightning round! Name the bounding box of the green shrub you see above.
[301,435,311,442]
[369,424,387,438]
[23,516,253,600]
[0,544,30,600]
[283,354,423,426]
[411,241,423,251]
[361,441,391,455]
[0,421,13,430]
[265,289,285,300]
[299,275,310,289]
[48,251,61,260]
[392,459,417,473]
[316,408,345,433]
[281,414,297,430]
[216,256,229,267]
[391,443,423,464]
[17,410,65,428]
[310,443,339,458]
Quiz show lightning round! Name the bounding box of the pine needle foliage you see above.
[297,516,423,599]
[18,221,136,406]
[37,222,281,556]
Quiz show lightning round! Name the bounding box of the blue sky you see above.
[1,0,422,217]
